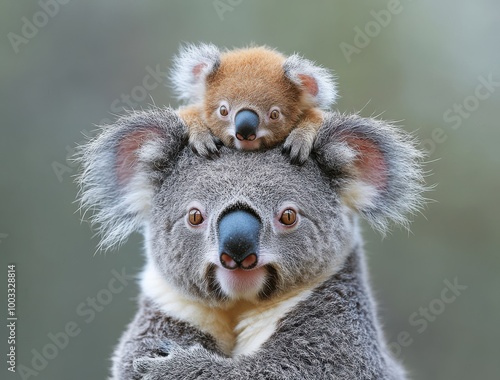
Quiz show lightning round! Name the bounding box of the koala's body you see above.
[172,44,337,164]
[78,108,424,379]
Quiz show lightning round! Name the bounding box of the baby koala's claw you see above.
[189,132,223,159]
[213,136,225,151]
[282,129,315,166]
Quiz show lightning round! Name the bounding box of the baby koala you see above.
[171,44,337,164]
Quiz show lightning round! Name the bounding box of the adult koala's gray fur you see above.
[77,107,424,380]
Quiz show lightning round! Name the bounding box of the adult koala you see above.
[78,107,424,379]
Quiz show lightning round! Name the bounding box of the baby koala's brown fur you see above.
[171,44,337,164]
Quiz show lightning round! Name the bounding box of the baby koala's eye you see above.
[219,105,229,117]
[188,208,204,226]
[279,209,297,226]
[270,109,280,120]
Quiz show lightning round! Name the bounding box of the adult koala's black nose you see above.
[234,109,259,141]
[218,209,261,270]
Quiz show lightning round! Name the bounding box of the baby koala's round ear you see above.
[76,108,187,250]
[170,43,221,103]
[283,54,337,109]
[314,112,426,233]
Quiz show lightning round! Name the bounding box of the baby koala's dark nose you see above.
[218,209,261,270]
[234,109,259,141]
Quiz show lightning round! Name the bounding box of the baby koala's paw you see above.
[189,130,224,159]
[282,128,316,165]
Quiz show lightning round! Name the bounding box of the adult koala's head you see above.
[78,108,424,306]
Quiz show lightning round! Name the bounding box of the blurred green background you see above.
[1,1,499,379]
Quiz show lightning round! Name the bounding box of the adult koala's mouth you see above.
[205,264,280,302]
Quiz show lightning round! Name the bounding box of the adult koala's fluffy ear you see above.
[314,112,425,232]
[170,43,221,103]
[76,108,187,250]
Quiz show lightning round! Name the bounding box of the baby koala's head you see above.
[171,44,337,150]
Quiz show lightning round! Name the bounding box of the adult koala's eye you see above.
[279,209,297,226]
[219,105,229,116]
[270,109,280,120]
[188,208,204,226]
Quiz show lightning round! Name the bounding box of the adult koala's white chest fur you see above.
[77,108,424,379]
